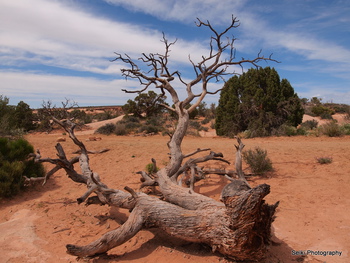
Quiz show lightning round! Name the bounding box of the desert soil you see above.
[1,122,349,262]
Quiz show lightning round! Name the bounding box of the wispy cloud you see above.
[103,0,350,76]
[0,70,139,107]
[294,80,350,104]
[104,0,246,25]
[1,0,349,107]
[0,0,210,76]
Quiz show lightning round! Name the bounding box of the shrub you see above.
[189,120,202,130]
[125,122,141,130]
[341,124,350,135]
[146,116,162,127]
[321,121,342,137]
[274,124,297,136]
[95,123,116,135]
[243,147,273,175]
[311,105,334,117]
[115,123,128,136]
[316,157,333,164]
[145,163,159,174]
[320,112,333,120]
[201,118,211,125]
[94,111,117,121]
[0,137,45,198]
[301,120,318,130]
[138,125,160,134]
[296,127,308,136]
[121,115,140,124]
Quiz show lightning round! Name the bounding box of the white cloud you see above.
[0,0,211,75]
[1,0,349,106]
[294,80,350,104]
[104,0,246,24]
[0,70,140,107]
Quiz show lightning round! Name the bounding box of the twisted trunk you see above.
[66,176,278,261]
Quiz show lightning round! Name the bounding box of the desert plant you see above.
[215,68,304,137]
[0,137,45,198]
[95,123,116,135]
[189,120,202,130]
[341,124,350,135]
[114,123,128,135]
[94,111,117,121]
[145,163,159,174]
[316,157,333,164]
[321,121,343,137]
[138,125,160,134]
[123,115,140,123]
[243,147,273,175]
[201,118,211,125]
[296,127,308,135]
[311,105,334,117]
[274,124,297,136]
[301,120,318,130]
[320,112,333,120]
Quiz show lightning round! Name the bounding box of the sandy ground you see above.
[1,119,350,262]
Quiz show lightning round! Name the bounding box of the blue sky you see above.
[1,0,350,108]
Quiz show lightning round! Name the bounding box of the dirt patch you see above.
[0,209,53,263]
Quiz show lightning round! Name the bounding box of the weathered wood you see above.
[234,136,250,186]
[66,182,277,261]
[39,16,278,262]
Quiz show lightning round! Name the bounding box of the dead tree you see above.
[38,16,279,261]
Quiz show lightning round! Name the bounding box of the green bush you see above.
[274,124,297,136]
[301,120,318,130]
[146,116,162,127]
[320,112,333,120]
[145,163,159,174]
[189,120,202,130]
[0,137,45,198]
[94,111,117,121]
[125,122,141,130]
[201,118,211,125]
[243,147,273,175]
[95,123,116,135]
[341,124,350,135]
[311,105,334,117]
[121,115,140,124]
[321,122,343,137]
[115,123,128,136]
[296,127,308,135]
[138,125,160,134]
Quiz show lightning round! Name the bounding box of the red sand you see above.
[1,130,349,262]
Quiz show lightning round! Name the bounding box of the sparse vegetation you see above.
[320,121,342,137]
[122,90,168,118]
[114,123,128,135]
[243,147,273,175]
[0,95,36,135]
[95,123,116,135]
[145,163,159,174]
[316,157,333,164]
[301,120,318,130]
